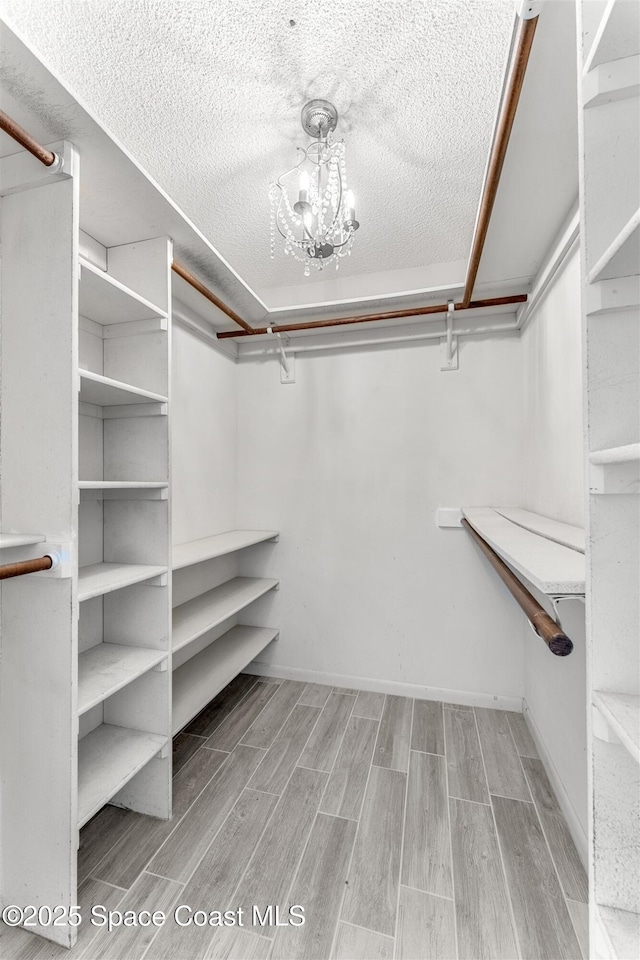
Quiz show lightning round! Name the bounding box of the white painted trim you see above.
[523,698,589,869]
[172,302,238,359]
[516,202,580,332]
[244,661,523,712]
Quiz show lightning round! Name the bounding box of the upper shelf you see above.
[79,258,167,325]
[172,529,279,570]
[493,507,585,554]
[462,507,586,596]
[590,443,640,494]
[79,370,168,407]
[0,533,45,549]
[584,0,640,74]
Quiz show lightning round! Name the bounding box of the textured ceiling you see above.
[0,0,515,304]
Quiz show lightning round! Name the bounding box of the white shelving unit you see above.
[461,507,585,595]
[171,530,279,733]
[579,2,640,955]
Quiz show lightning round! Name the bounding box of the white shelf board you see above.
[77,723,167,827]
[584,0,640,73]
[0,532,45,549]
[593,691,640,763]
[172,624,278,734]
[588,208,640,284]
[583,54,640,107]
[172,529,279,570]
[78,480,168,489]
[586,276,640,315]
[590,444,640,494]
[79,369,168,407]
[494,507,585,554]
[596,903,640,960]
[79,258,167,325]
[78,643,168,715]
[173,576,279,653]
[79,562,167,601]
[462,507,585,595]
[590,443,640,464]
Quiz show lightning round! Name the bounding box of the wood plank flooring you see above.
[1,676,588,960]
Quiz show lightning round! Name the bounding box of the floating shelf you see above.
[173,576,279,653]
[78,644,168,715]
[172,624,279,734]
[493,507,585,554]
[172,529,279,570]
[590,443,640,494]
[77,724,167,827]
[584,0,640,73]
[0,533,45,549]
[596,902,640,960]
[79,369,168,407]
[79,258,167,326]
[588,208,640,284]
[462,507,585,595]
[78,562,167,602]
[593,691,640,763]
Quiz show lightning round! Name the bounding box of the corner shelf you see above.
[77,724,168,827]
[587,208,640,284]
[589,443,640,494]
[79,258,167,326]
[78,562,167,601]
[172,529,279,570]
[0,533,45,549]
[79,369,168,407]
[172,625,279,734]
[173,576,279,654]
[78,644,168,715]
[593,691,640,763]
[461,507,585,595]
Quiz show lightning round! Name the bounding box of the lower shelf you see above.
[78,644,168,715]
[172,624,279,735]
[78,724,167,828]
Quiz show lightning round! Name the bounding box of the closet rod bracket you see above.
[440,301,458,371]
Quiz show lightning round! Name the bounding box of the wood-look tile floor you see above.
[0,676,589,960]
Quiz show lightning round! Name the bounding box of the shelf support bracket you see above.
[440,301,458,371]
[267,326,295,383]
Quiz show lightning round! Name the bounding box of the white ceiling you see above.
[0,0,578,319]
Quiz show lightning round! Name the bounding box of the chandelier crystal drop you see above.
[270,99,359,276]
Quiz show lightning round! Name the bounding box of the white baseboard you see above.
[246,660,523,712]
[523,699,589,869]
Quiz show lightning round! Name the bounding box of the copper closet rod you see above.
[0,10,537,337]
[461,520,573,657]
[0,555,53,580]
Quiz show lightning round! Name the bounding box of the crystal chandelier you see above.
[270,99,359,276]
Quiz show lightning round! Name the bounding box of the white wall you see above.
[520,244,588,857]
[236,332,526,706]
[171,321,237,547]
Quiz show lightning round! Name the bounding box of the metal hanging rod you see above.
[0,555,53,581]
[170,261,255,334]
[0,110,57,166]
[461,519,573,657]
[462,14,539,307]
[216,294,528,339]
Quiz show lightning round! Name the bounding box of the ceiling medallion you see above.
[270,99,359,277]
